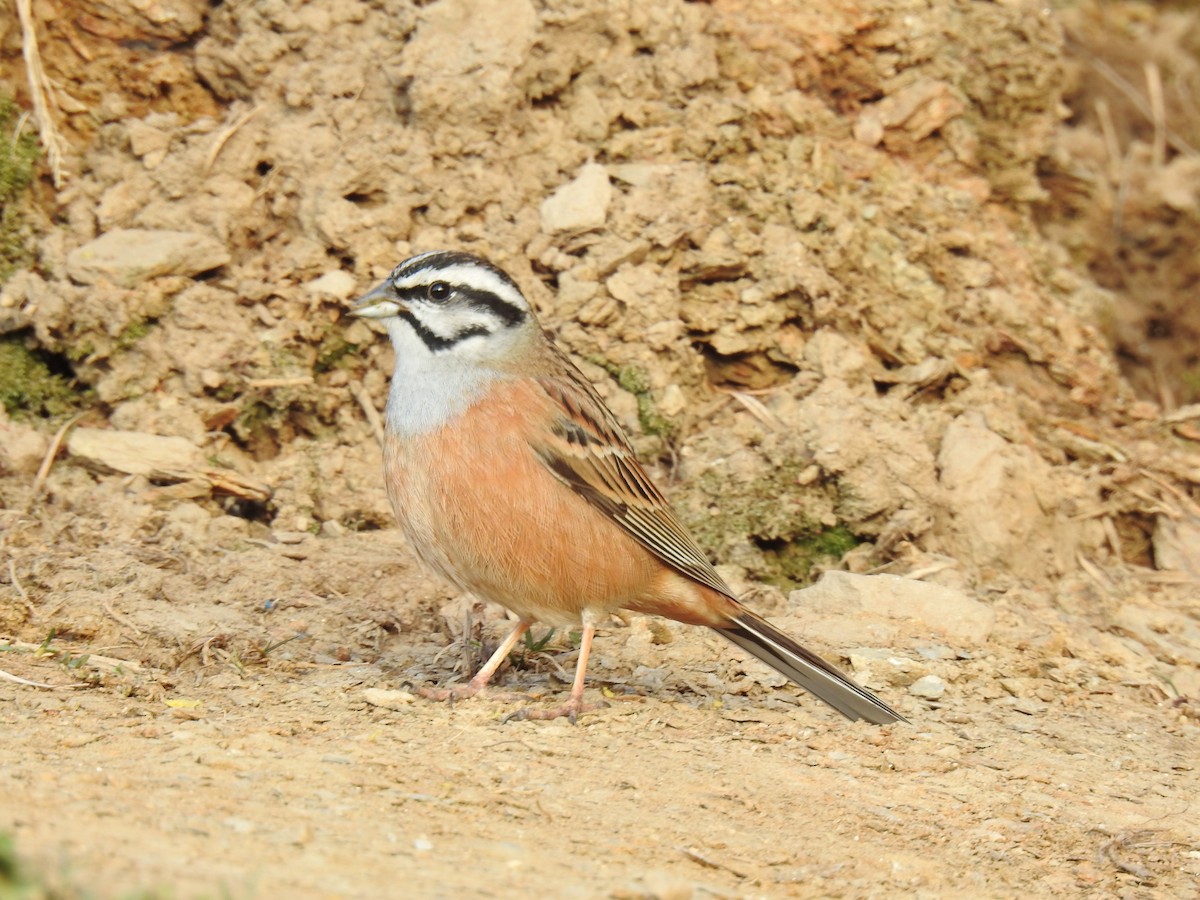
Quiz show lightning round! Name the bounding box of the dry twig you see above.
[8,560,27,601]
[1,638,143,674]
[350,381,386,449]
[0,669,67,689]
[1144,62,1166,169]
[1099,830,1157,882]
[1094,97,1122,183]
[245,376,315,389]
[204,105,260,173]
[28,412,85,509]
[727,391,782,431]
[1078,49,1198,158]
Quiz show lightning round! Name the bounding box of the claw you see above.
[500,697,609,724]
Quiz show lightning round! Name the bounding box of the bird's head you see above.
[352,251,538,365]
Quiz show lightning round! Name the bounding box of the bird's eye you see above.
[427,281,451,302]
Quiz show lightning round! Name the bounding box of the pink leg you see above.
[420,620,530,702]
[510,621,608,723]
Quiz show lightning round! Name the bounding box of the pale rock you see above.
[320,520,347,538]
[1112,603,1200,667]
[402,0,537,126]
[540,163,611,233]
[306,270,358,300]
[568,85,609,141]
[848,647,925,687]
[937,411,1064,576]
[644,320,681,350]
[127,120,172,167]
[0,413,49,474]
[68,427,204,478]
[554,269,599,316]
[793,570,995,646]
[909,674,947,699]
[659,384,686,417]
[363,688,416,711]
[67,229,230,287]
[609,162,672,188]
[97,175,157,228]
[804,329,876,384]
[1152,514,1200,579]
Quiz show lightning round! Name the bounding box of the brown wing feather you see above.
[530,351,736,600]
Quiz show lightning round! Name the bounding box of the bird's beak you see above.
[350,281,406,319]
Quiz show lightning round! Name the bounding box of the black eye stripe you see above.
[457,285,526,327]
[399,283,526,328]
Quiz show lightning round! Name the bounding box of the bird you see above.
[351,250,906,725]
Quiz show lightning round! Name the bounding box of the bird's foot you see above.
[418,683,480,702]
[501,696,609,725]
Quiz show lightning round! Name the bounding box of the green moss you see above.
[0,832,22,885]
[805,523,860,559]
[0,97,40,283]
[683,457,862,590]
[0,337,77,418]
[615,365,649,395]
[591,359,677,439]
[64,341,96,364]
[231,392,329,458]
[314,335,359,373]
[2,829,172,898]
[232,399,279,452]
[115,317,154,351]
[1180,365,1200,405]
[769,524,860,586]
[214,382,240,402]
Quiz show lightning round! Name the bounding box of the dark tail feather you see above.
[716,608,907,725]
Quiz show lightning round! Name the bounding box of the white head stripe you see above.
[393,262,530,313]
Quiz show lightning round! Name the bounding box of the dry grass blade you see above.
[727,390,782,431]
[1099,829,1157,882]
[1162,403,1200,424]
[1094,97,1122,182]
[245,376,315,388]
[8,560,28,600]
[1076,47,1199,158]
[1,638,143,674]
[16,0,66,186]
[204,105,260,173]
[1144,62,1166,169]
[27,412,86,510]
[0,669,68,689]
[350,381,386,449]
[1139,467,1200,517]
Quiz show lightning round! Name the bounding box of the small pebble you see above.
[909,674,946,699]
[363,688,416,710]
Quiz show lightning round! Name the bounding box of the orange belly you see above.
[383,380,672,627]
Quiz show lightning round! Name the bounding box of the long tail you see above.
[715,607,907,725]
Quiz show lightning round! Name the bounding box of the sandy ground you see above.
[2,482,1197,898]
